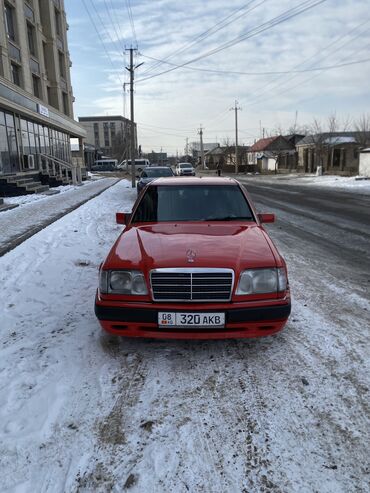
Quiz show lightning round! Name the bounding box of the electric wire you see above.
[140,53,370,77]
[89,0,124,61]
[81,0,123,85]
[136,0,328,84]
[244,20,370,106]
[139,0,267,78]
[109,0,127,47]
[243,20,370,108]
[103,0,126,54]
[125,0,138,47]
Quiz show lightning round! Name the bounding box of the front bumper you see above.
[95,294,291,339]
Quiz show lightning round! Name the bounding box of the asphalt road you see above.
[239,177,370,294]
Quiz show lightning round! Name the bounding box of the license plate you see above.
[158,312,225,328]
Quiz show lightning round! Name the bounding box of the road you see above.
[0,179,369,493]
[239,176,370,292]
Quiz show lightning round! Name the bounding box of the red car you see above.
[95,177,291,339]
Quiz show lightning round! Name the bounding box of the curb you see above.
[0,179,120,258]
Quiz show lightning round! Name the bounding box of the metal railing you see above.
[39,153,82,185]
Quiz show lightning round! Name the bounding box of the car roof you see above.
[148,176,239,186]
[143,166,171,170]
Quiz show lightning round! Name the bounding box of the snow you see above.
[323,137,357,145]
[243,173,370,193]
[0,178,121,254]
[0,179,369,492]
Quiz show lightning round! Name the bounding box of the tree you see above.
[355,114,370,147]
[111,127,131,162]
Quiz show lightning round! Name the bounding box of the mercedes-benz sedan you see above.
[95,177,291,339]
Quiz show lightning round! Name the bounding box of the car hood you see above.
[105,222,278,272]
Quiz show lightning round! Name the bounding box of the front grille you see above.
[150,268,234,302]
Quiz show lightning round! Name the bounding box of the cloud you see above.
[65,0,370,152]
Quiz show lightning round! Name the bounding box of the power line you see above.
[136,0,328,84]
[139,0,267,77]
[103,0,126,54]
[139,122,194,132]
[81,0,123,84]
[89,0,124,59]
[125,0,138,46]
[243,20,370,108]
[140,52,370,77]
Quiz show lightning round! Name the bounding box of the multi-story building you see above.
[0,0,85,187]
[146,150,167,165]
[78,115,135,161]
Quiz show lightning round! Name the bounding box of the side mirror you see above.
[116,212,131,225]
[258,213,275,224]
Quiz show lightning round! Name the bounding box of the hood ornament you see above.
[186,249,196,263]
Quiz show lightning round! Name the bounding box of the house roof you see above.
[249,136,279,152]
[249,136,293,152]
[205,145,250,156]
[297,132,370,146]
[205,146,226,156]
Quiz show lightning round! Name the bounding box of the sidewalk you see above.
[197,169,370,193]
[0,177,121,256]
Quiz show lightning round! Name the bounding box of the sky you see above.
[64,0,370,155]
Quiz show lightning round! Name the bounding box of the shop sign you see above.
[37,104,49,117]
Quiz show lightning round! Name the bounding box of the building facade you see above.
[248,136,296,172]
[296,133,370,175]
[0,0,85,176]
[205,144,250,172]
[78,115,135,161]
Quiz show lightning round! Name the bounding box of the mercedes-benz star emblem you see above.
[186,249,196,263]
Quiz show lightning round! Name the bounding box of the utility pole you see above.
[125,47,143,188]
[231,100,241,174]
[185,138,189,161]
[198,125,205,169]
[123,82,128,118]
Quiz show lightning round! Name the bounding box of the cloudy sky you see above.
[65,0,370,155]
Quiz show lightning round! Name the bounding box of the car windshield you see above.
[141,168,173,178]
[132,185,254,222]
[180,163,192,168]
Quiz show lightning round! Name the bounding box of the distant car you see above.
[137,166,174,194]
[95,176,291,340]
[176,162,195,176]
[91,159,118,171]
[117,159,150,173]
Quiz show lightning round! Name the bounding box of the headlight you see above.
[99,270,148,295]
[236,268,287,295]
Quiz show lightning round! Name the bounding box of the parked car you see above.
[176,162,195,176]
[95,177,291,340]
[137,166,174,194]
[118,159,150,173]
[91,159,118,171]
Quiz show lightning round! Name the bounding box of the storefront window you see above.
[0,117,11,173]
[0,112,74,174]
[29,132,36,154]
[7,126,18,171]
[21,125,30,155]
[6,114,15,128]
